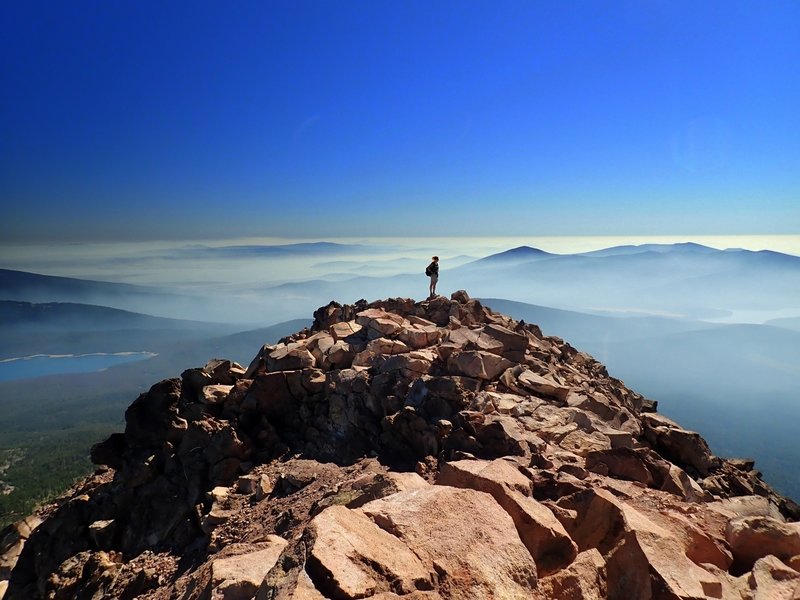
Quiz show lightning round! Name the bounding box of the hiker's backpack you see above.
[425,265,433,276]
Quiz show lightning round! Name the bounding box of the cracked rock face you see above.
[2,291,799,600]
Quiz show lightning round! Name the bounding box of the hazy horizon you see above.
[3,234,799,285]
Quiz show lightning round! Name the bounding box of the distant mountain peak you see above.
[580,242,721,258]
[473,245,553,263]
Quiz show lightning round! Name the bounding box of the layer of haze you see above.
[2,2,799,241]
[3,234,799,286]
[2,234,799,325]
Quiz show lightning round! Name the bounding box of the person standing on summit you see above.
[426,255,439,299]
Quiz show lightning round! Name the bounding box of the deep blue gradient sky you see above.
[2,1,799,241]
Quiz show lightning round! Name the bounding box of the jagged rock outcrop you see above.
[2,292,799,599]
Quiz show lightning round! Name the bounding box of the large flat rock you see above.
[360,486,542,599]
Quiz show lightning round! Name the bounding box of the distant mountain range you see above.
[0,268,166,299]
[0,269,259,324]
[0,301,239,359]
[4,243,799,324]
[0,301,225,333]
[176,241,384,258]
[2,242,799,501]
[468,246,554,265]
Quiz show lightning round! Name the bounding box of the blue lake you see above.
[0,352,157,382]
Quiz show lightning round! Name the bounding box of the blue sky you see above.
[1,1,799,241]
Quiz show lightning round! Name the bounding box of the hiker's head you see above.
[432,256,439,262]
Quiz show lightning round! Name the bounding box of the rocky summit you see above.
[2,292,800,600]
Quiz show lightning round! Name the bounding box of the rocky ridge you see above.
[2,292,800,599]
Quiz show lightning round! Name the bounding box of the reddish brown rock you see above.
[708,495,785,521]
[482,323,529,362]
[329,320,363,342]
[746,555,800,598]
[606,503,726,600]
[398,323,442,349]
[356,308,407,339]
[437,459,577,575]
[585,447,654,486]
[448,350,513,380]
[366,337,411,356]
[201,384,233,405]
[308,505,432,598]
[515,369,571,402]
[537,549,607,600]
[210,536,288,600]
[558,429,612,457]
[0,516,42,581]
[359,486,540,599]
[726,515,800,572]
[643,413,721,476]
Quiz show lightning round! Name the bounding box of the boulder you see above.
[437,459,577,574]
[312,470,430,515]
[558,430,612,457]
[246,371,303,422]
[555,488,627,554]
[183,359,245,393]
[660,464,710,502]
[444,328,504,355]
[398,325,442,349]
[201,384,233,405]
[329,320,363,341]
[566,391,624,422]
[448,351,513,380]
[278,568,328,599]
[307,332,335,367]
[378,354,432,379]
[356,309,407,339]
[254,475,275,501]
[366,337,411,356]
[708,495,785,521]
[585,448,654,486]
[605,503,726,600]
[537,549,607,600]
[465,414,545,458]
[211,537,288,600]
[87,520,116,550]
[643,417,720,476]
[555,487,726,599]
[482,323,529,362]
[359,486,540,598]
[326,340,355,369]
[308,505,432,598]
[746,555,800,598]
[515,369,570,402]
[0,516,42,580]
[90,432,126,469]
[267,343,316,372]
[726,515,800,572]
